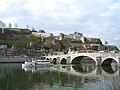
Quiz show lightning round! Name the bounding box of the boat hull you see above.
[22,60,53,68]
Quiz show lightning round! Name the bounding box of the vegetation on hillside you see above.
[0,28,119,56]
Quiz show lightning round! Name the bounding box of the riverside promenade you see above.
[0,56,32,63]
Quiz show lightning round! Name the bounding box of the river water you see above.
[0,63,120,90]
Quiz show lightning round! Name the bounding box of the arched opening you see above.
[46,58,49,60]
[102,58,118,74]
[102,58,118,66]
[52,58,57,64]
[62,65,66,69]
[61,58,67,64]
[71,56,96,65]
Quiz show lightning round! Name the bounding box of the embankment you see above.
[0,56,32,63]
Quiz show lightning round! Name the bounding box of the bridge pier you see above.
[56,57,60,64]
[96,65,102,75]
[118,58,120,67]
[96,57,102,65]
[66,56,71,64]
[66,65,72,71]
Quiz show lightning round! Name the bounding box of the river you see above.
[0,63,120,90]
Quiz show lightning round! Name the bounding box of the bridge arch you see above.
[102,57,118,66]
[71,55,96,64]
[60,58,67,64]
[52,58,57,64]
[46,58,50,60]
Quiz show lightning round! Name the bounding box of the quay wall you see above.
[0,56,32,63]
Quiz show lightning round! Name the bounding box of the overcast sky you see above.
[0,0,120,48]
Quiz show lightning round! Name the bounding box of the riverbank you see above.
[0,56,32,63]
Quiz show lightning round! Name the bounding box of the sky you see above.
[0,0,120,48]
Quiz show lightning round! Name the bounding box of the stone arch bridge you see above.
[45,52,120,66]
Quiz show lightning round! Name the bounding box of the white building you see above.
[32,32,53,38]
[58,32,86,43]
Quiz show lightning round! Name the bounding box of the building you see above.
[57,32,86,43]
[32,31,53,38]
[105,45,119,52]
[0,28,31,35]
[59,33,65,40]
[83,37,103,51]
[56,32,105,52]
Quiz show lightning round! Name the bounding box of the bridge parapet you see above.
[45,52,120,65]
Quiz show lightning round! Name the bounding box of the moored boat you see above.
[22,59,53,68]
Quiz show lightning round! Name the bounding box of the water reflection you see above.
[102,65,118,74]
[0,63,120,90]
[72,64,96,74]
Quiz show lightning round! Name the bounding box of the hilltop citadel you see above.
[0,27,119,57]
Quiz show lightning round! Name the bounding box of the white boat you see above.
[22,59,53,68]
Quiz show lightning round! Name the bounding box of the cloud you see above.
[24,0,85,21]
[113,37,120,41]
[100,12,112,16]
[0,0,9,12]
[1,17,17,27]
[100,2,120,16]
[0,0,120,47]
[110,3,120,10]
[24,0,57,16]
